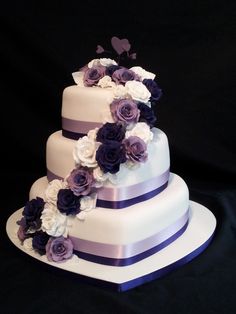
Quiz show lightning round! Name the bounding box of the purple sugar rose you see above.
[112,68,138,85]
[22,197,44,230]
[105,65,121,76]
[96,142,127,174]
[32,231,50,255]
[17,217,30,242]
[57,189,81,215]
[96,122,125,144]
[123,136,148,163]
[46,236,73,263]
[137,102,157,127]
[67,167,94,196]
[143,79,162,102]
[110,99,140,125]
[83,66,106,86]
[17,225,28,242]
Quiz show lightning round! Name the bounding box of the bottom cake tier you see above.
[6,200,216,291]
[29,173,189,266]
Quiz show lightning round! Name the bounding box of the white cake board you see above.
[6,201,216,292]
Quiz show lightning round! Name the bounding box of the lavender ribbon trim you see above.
[96,182,168,209]
[62,129,85,140]
[62,117,102,139]
[118,233,215,291]
[98,169,169,201]
[73,220,188,266]
[71,208,189,266]
[47,168,170,209]
[47,169,63,182]
[45,232,214,292]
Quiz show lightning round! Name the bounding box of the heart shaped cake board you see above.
[6,201,216,292]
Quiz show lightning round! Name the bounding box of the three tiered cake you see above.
[6,39,216,291]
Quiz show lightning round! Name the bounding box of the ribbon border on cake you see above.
[70,207,189,266]
[47,168,170,209]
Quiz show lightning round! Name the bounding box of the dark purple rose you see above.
[32,231,50,255]
[96,142,127,174]
[105,65,121,76]
[57,189,81,215]
[143,79,162,102]
[22,197,44,230]
[137,102,157,127]
[110,99,140,125]
[67,167,94,196]
[46,236,73,262]
[96,122,125,144]
[123,136,148,163]
[83,66,106,86]
[112,68,138,85]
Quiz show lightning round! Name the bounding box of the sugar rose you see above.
[125,122,153,144]
[96,142,127,174]
[110,99,140,125]
[46,237,73,263]
[96,122,125,143]
[67,167,94,196]
[83,66,106,86]
[41,203,68,236]
[123,136,148,163]
[73,136,99,168]
[125,80,151,103]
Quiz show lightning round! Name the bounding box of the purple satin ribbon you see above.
[44,230,214,292]
[62,117,102,139]
[47,168,170,209]
[71,208,189,266]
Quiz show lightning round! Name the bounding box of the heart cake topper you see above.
[96,36,137,64]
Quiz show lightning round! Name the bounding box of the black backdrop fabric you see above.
[1,1,236,313]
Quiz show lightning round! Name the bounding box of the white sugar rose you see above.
[125,81,151,103]
[41,204,67,237]
[88,58,117,68]
[80,193,97,211]
[23,238,33,251]
[125,122,153,144]
[45,179,68,205]
[130,66,156,80]
[98,75,116,88]
[93,167,109,187]
[88,58,100,68]
[72,71,85,86]
[113,84,128,99]
[73,136,99,168]
[87,128,99,141]
[99,58,117,67]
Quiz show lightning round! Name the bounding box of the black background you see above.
[1,1,236,313]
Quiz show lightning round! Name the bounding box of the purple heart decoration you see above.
[111,37,131,55]
[96,45,105,54]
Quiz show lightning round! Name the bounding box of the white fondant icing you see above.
[46,128,170,186]
[62,86,115,122]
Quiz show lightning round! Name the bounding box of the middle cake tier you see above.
[46,127,170,208]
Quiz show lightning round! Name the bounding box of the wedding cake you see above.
[6,37,216,291]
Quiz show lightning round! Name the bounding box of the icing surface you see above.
[62,86,114,123]
[46,128,170,187]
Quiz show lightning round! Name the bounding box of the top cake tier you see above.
[62,86,114,138]
[61,58,162,139]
